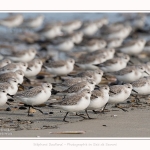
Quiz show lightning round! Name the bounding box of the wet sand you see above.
[0,98,150,138]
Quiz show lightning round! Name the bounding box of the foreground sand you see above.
[0,99,150,138]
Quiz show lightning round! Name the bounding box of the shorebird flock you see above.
[0,13,150,122]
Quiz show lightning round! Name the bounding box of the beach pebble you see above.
[19,106,27,110]
[5,107,11,111]
[36,75,45,80]
[8,99,14,102]
[102,125,107,127]
[49,112,54,114]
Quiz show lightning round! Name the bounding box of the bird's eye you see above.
[128,86,130,88]
[14,81,17,82]
[47,86,50,87]
[88,92,90,93]
[2,91,5,93]
[105,88,107,89]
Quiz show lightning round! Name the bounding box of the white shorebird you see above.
[87,85,110,113]
[101,24,132,39]
[37,23,63,39]
[0,62,29,74]
[43,58,75,76]
[106,38,123,48]
[117,39,146,55]
[49,88,91,122]
[80,39,107,52]
[0,90,9,106]
[14,83,52,116]
[23,15,44,29]
[54,79,96,96]
[0,14,23,28]
[4,48,37,62]
[0,70,25,84]
[68,69,104,85]
[76,55,107,70]
[25,59,43,77]
[0,59,11,68]
[96,54,130,72]
[81,22,99,36]
[113,65,149,83]
[131,77,150,96]
[0,78,19,97]
[106,84,137,111]
[61,20,82,33]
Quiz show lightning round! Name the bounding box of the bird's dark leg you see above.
[115,104,128,112]
[85,109,93,119]
[63,112,69,122]
[28,106,31,116]
[76,112,87,119]
[31,106,43,114]
[101,103,108,114]
[92,110,101,114]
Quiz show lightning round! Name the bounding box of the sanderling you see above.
[83,48,116,61]
[25,59,43,77]
[143,40,150,53]
[94,17,109,28]
[96,54,130,72]
[0,78,19,96]
[131,77,150,95]
[0,14,23,28]
[76,54,107,70]
[61,20,82,33]
[87,85,109,112]
[108,84,137,111]
[5,48,37,62]
[117,39,146,55]
[141,62,150,77]
[113,65,149,83]
[50,39,74,52]
[68,69,104,85]
[80,39,107,52]
[0,70,25,84]
[81,22,99,36]
[101,24,132,39]
[13,83,52,116]
[106,38,123,48]
[43,58,75,76]
[0,62,28,74]
[68,32,83,44]
[0,59,11,68]
[0,90,9,106]
[23,15,44,29]
[55,79,96,96]
[37,23,63,39]
[52,77,88,89]
[49,88,91,122]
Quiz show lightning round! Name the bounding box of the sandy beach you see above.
[0,12,150,139]
[0,97,150,138]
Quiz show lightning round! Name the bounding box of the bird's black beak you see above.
[27,67,32,71]
[128,60,134,65]
[110,91,116,94]
[103,75,108,80]
[36,54,40,57]
[7,93,14,98]
[95,85,100,88]
[18,83,25,89]
[42,65,47,69]
[132,89,138,93]
[24,76,31,83]
[144,71,149,75]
